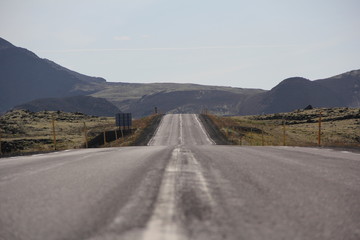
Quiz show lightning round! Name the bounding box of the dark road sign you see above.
[116,113,132,128]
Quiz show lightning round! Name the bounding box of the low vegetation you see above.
[0,110,160,155]
[101,114,163,147]
[206,107,360,147]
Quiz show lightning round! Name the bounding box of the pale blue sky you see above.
[1,0,359,89]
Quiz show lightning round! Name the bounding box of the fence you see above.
[201,108,360,148]
[87,129,133,148]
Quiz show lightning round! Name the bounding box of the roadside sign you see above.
[115,113,132,128]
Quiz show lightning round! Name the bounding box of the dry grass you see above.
[0,110,160,154]
[0,110,115,153]
[102,114,160,147]
[207,107,360,147]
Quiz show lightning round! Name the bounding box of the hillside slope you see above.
[241,71,360,115]
[128,90,248,118]
[15,96,120,117]
[316,70,360,107]
[91,82,264,112]
[0,37,104,113]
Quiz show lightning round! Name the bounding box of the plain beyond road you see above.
[0,114,359,240]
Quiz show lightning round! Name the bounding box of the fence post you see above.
[0,130,2,155]
[83,122,88,148]
[250,128,253,145]
[52,116,57,150]
[283,120,286,146]
[318,111,322,146]
[261,125,265,146]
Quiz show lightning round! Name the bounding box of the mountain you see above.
[1,37,359,117]
[125,71,360,117]
[241,70,360,115]
[127,90,249,118]
[316,70,360,107]
[92,82,264,115]
[43,59,106,84]
[90,82,264,112]
[0,37,263,115]
[0,37,104,113]
[15,96,120,117]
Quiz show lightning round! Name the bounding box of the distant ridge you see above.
[240,71,360,115]
[15,96,120,117]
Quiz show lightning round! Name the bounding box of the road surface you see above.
[0,114,359,240]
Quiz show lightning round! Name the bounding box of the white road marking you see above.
[194,114,216,145]
[182,148,216,207]
[142,148,186,240]
[147,115,165,146]
[142,147,215,240]
[179,114,184,146]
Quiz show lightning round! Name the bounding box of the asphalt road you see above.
[0,114,359,240]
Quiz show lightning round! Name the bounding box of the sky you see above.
[1,0,360,90]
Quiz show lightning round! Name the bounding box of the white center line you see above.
[142,148,186,240]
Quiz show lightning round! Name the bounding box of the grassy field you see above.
[0,110,159,154]
[206,107,360,147]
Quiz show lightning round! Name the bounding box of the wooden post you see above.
[83,122,88,148]
[249,128,252,145]
[283,120,286,146]
[261,126,265,146]
[0,130,2,155]
[318,111,322,146]
[115,129,118,140]
[103,131,107,145]
[52,116,57,150]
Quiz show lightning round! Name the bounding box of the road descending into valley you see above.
[0,114,359,240]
